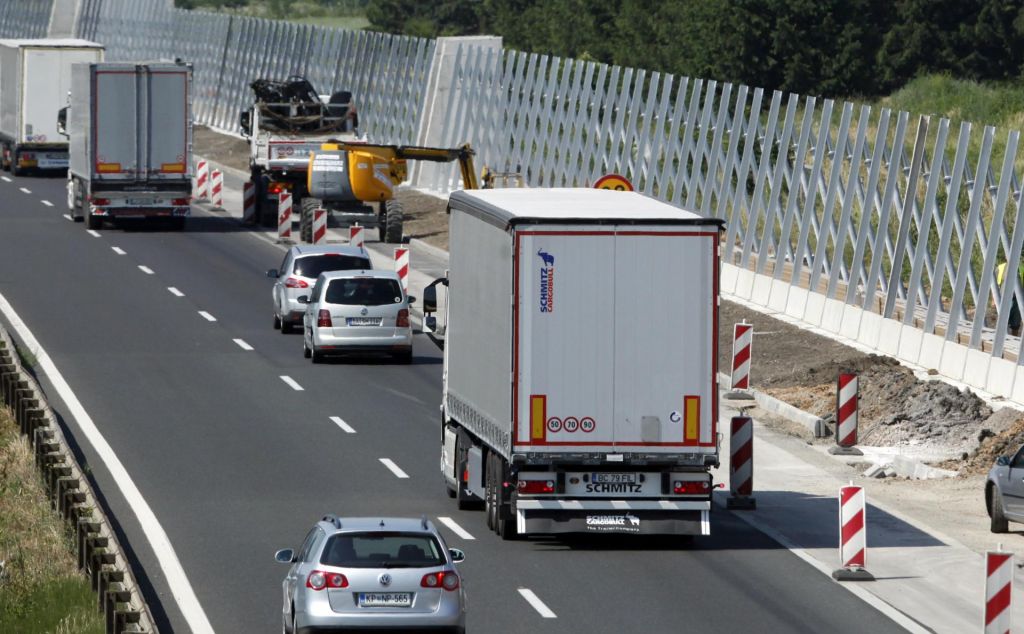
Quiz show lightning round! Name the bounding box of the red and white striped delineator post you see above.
[829,372,863,456]
[242,181,256,224]
[194,159,209,200]
[210,169,224,209]
[985,548,1013,634]
[312,206,327,245]
[725,321,754,400]
[726,416,756,510]
[277,192,292,242]
[832,484,874,581]
[395,247,410,294]
[349,224,364,248]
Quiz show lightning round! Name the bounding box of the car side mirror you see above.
[997,455,1010,467]
[449,547,465,563]
[267,269,280,278]
[425,315,437,332]
[57,106,68,138]
[297,295,309,304]
[423,284,437,314]
[274,548,296,563]
[407,295,416,304]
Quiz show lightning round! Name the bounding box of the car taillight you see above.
[306,571,347,590]
[90,197,110,206]
[421,571,459,591]
[317,309,332,327]
[674,480,710,494]
[284,277,309,289]
[172,197,191,206]
[396,308,409,327]
[517,480,555,494]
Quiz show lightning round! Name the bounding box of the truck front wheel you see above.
[383,198,403,243]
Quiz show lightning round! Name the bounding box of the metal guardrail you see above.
[0,331,157,634]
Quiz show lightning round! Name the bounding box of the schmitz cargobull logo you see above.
[537,249,555,313]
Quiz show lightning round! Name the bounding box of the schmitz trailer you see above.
[63,62,193,230]
[0,39,103,174]
[423,188,724,539]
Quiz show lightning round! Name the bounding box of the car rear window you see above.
[320,532,446,568]
[293,254,370,279]
[325,278,403,306]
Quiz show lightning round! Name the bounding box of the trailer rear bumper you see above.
[515,499,711,536]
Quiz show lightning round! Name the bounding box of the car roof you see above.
[319,517,438,534]
[291,245,368,257]
[318,269,401,282]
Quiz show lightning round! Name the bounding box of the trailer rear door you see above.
[146,67,190,179]
[93,67,139,179]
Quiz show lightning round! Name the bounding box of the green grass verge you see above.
[0,407,103,634]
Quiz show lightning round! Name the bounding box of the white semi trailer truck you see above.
[61,61,193,230]
[423,188,724,539]
[0,39,104,174]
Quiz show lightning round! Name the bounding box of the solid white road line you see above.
[63,214,72,221]
[437,517,475,540]
[279,375,304,391]
[41,200,53,207]
[138,266,154,275]
[518,589,557,618]
[111,247,126,255]
[18,187,29,194]
[0,291,215,633]
[379,458,409,479]
[87,230,101,238]
[330,416,356,434]
[232,338,253,351]
[198,311,216,322]
[167,287,184,297]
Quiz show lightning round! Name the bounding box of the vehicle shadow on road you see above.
[113,216,254,233]
[314,354,441,366]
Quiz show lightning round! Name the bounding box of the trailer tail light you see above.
[396,308,409,327]
[284,277,309,289]
[421,571,460,591]
[317,309,332,328]
[306,571,347,590]
[674,480,710,495]
[267,182,291,194]
[90,197,110,206]
[517,480,555,494]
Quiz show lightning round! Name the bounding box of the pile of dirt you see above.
[950,409,1024,475]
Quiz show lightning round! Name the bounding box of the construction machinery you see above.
[303,142,482,244]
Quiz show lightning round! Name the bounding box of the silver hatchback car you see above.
[987,444,1024,532]
[275,515,467,634]
[268,245,372,334]
[300,270,414,363]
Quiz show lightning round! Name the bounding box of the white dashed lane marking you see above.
[198,311,216,322]
[41,200,53,207]
[330,416,356,434]
[233,338,253,350]
[19,187,30,194]
[379,458,409,479]
[1,176,10,182]
[279,375,304,391]
[437,517,475,540]
[168,287,184,297]
[63,214,72,221]
[518,589,557,618]
[138,266,154,275]
[111,247,126,255]
[87,230,101,238]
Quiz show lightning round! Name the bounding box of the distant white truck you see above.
[423,188,724,539]
[61,61,193,230]
[0,38,104,174]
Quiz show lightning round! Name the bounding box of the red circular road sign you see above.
[563,417,580,433]
[546,417,562,433]
[581,417,596,433]
[593,173,634,191]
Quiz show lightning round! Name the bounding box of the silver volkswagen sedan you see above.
[275,515,466,634]
[986,444,1024,532]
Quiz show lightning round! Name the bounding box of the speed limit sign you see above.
[593,173,634,191]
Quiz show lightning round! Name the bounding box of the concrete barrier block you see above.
[938,339,967,381]
[721,263,738,295]
[803,292,826,326]
[986,356,1017,400]
[750,272,772,306]
[963,348,991,391]
[785,286,808,321]
[897,325,924,366]
[820,298,845,334]
[735,268,755,301]
[917,332,945,372]
[858,312,882,349]
[767,279,790,312]
[876,318,903,356]
[839,304,862,341]
[1011,366,1024,406]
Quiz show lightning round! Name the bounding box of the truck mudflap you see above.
[515,500,711,536]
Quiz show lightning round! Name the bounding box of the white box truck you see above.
[422,188,724,539]
[62,61,193,230]
[0,39,104,174]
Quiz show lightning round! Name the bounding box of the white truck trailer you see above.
[0,39,104,174]
[423,188,724,539]
[62,61,193,230]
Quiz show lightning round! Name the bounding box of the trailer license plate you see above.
[592,473,637,484]
[126,198,157,206]
[359,593,412,607]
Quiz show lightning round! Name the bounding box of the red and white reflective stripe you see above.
[837,373,858,447]
[349,224,364,248]
[985,551,1013,634]
[277,192,292,239]
[838,485,866,570]
[730,323,752,390]
[395,247,409,294]
[210,169,223,209]
[194,159,208,200]
[312,206,327,244]
[242,181,256,222]
[729,416,753,496]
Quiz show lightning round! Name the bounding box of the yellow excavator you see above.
[302,142,486,243]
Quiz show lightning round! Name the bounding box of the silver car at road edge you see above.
[987,443,1024,532]
[268,245,372,334]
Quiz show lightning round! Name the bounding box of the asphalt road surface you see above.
[0,172,910,633]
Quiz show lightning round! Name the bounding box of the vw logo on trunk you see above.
[378,573,392,586]
[360,307,368,316]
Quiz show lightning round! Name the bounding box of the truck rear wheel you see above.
[383,198,403,243]
[300,198,318,243]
